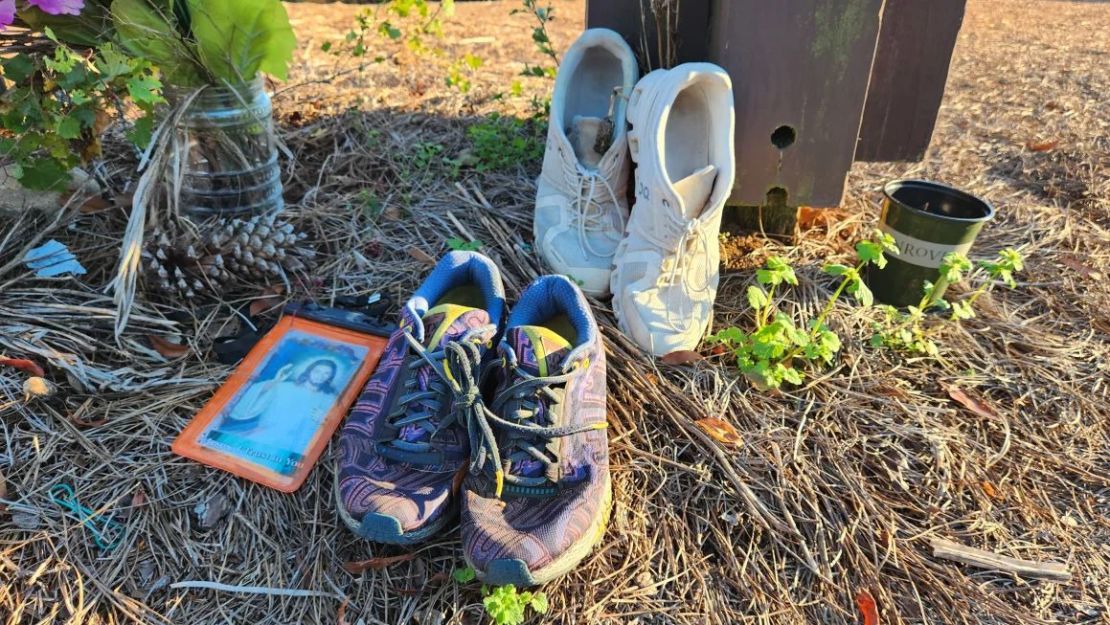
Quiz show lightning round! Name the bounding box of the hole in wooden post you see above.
[766,186,789,206]
[771,125,797,150]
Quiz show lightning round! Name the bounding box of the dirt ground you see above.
[2,1,1109,624]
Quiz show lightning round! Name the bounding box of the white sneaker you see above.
[534,29,639,297]
[610,63,736,356]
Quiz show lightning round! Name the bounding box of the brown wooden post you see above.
[585,0,964,239]
[708,0,885,238]
[856,0,968,162]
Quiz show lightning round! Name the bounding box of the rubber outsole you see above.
[469,475,613,587]
[333,467,455,546]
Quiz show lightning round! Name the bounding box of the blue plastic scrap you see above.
[23,239,87,277]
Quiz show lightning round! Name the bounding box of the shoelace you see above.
[377,330,487,464]
[633,213,715,334]
[439,348,606,498]
[568,164,627,259]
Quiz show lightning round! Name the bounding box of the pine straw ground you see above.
[2,1,1109,624]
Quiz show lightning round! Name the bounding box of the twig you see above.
[930,538,1072,582]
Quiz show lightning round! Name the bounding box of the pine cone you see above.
[141,213,314,299]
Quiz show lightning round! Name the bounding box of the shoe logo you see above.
[637,181,650,202]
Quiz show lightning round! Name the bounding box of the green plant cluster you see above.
[466,113,545,172]
[0,36,163,190]
[707,231,898,389]
[323,0,454,58]
[511,0,559,79]
[872,248,1025,355]
[452,567,549,625]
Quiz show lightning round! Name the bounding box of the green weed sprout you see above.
[452,566,549,625]
[707,230,897,389]
[871,248,1025,355]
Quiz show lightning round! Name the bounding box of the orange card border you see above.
[171,315,388,493]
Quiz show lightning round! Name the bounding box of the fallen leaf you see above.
[661,350,703,365]
[407,246,436,266]
[338,599,350,625]
[1025,138,1059,152]
[0,358,46,377]
[798,206,851,230]
[981,481,999,499]
[249,285,285,317]
[78,195,113,214]
[944,384,1000,420]
[148,335,189,359]
[383,205,402,221]
[643,373,659,385]
[856,589,879,625]
[23,377,55,401]
[694,417,743,446]
[194,493,229,530]
[1060,255,1103,280]
[342,552,416,574]
[710,344,728,356]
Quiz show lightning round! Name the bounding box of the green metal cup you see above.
[865,180,995,307]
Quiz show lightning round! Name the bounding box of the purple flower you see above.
[27,0,85,16]
[0,0,15,29]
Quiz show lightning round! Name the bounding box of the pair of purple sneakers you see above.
[336,252,611,586]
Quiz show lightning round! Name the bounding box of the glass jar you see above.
[172,77,283,218]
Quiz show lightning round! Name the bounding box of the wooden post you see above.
[709,0,885,238]
[584,0,964,239]
[856,0,968,161]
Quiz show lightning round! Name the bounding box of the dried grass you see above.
[2,1,1109,624]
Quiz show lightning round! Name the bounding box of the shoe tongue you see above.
[421,303,491,348]
[503,325,574,479]
[673,165,718,219]
[506,325,573,377]
[568,115,607,169]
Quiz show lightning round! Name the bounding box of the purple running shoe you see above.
[336,252,505,544]
[461,275,611,585]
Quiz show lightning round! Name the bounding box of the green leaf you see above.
[127,75,164,106]
[96,43,134,79]
[112,0,202,85]
[55,115,83,140]
[822,263,852,277]
[847,278,874,307]
[939,252,972,283]
[452,566,476,583]
[870,332,886,348]
[855,240,887,269]
[128,112,156,148]
[780,366,804,386]
[746,286,769,312]
[17,157,70,191]
[950,300,975,321]
[187,0,297,82]
[1,55,37,84]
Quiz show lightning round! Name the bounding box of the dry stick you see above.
[929,538,1072,582]
[169,580,344,599]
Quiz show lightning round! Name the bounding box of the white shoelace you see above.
[632,213,715,334]
[568,164,626,259]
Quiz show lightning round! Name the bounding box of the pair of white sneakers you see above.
[533,29,736,357]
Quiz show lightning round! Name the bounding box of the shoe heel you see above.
[625,69,666,164]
